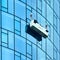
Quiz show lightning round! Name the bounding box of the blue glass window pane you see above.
[9,32,14,49]
[32,44,36,60]
[27,0,36,9]
[50,26,53,42]
[38,13,45,27]
[15,35,26,55]
[38,0,42,10]
[54,14,57,28]
[21,55,26,60]
[38,48,45,60]
[27,44,31,54]
[54,47,57,60]
[27,34,36,44]
[42,0,45,17]
[8,0,13,14]
[54,0,59,17]
[21,20,26,37]
[15,55,20,60]
[2,33,7,43]
[42,38,45,51]
[47,5,53,25]
[15,1,25,19]
[32,0,36,9]
[27,9,31,19]
[54,30,59,50]
[57,52,59,60]
[32,9,36,19]
[27,0,32,6]
[2,0,7,8]
[2,47,14,60]
[47,40,53,59]
[2,12,14,32]
[15,20,20,31]
[57,19,59,33]
[51,0,53,8]
[47,24,51,38]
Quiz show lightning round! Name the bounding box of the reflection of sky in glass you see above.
[15,35,26,55]
[2,12,14,32]
[2,47,14,60]
[1,0,60,60]
[15,1,25,19]
[27,0,36,9]
[2,33,7,43]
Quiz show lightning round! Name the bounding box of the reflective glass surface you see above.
[0,0,60,60]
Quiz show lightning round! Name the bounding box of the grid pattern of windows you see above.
[0,0,60,60]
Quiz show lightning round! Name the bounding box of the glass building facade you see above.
[0,0,60,60]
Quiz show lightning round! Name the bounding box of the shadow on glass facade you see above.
[0,0,60,60]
